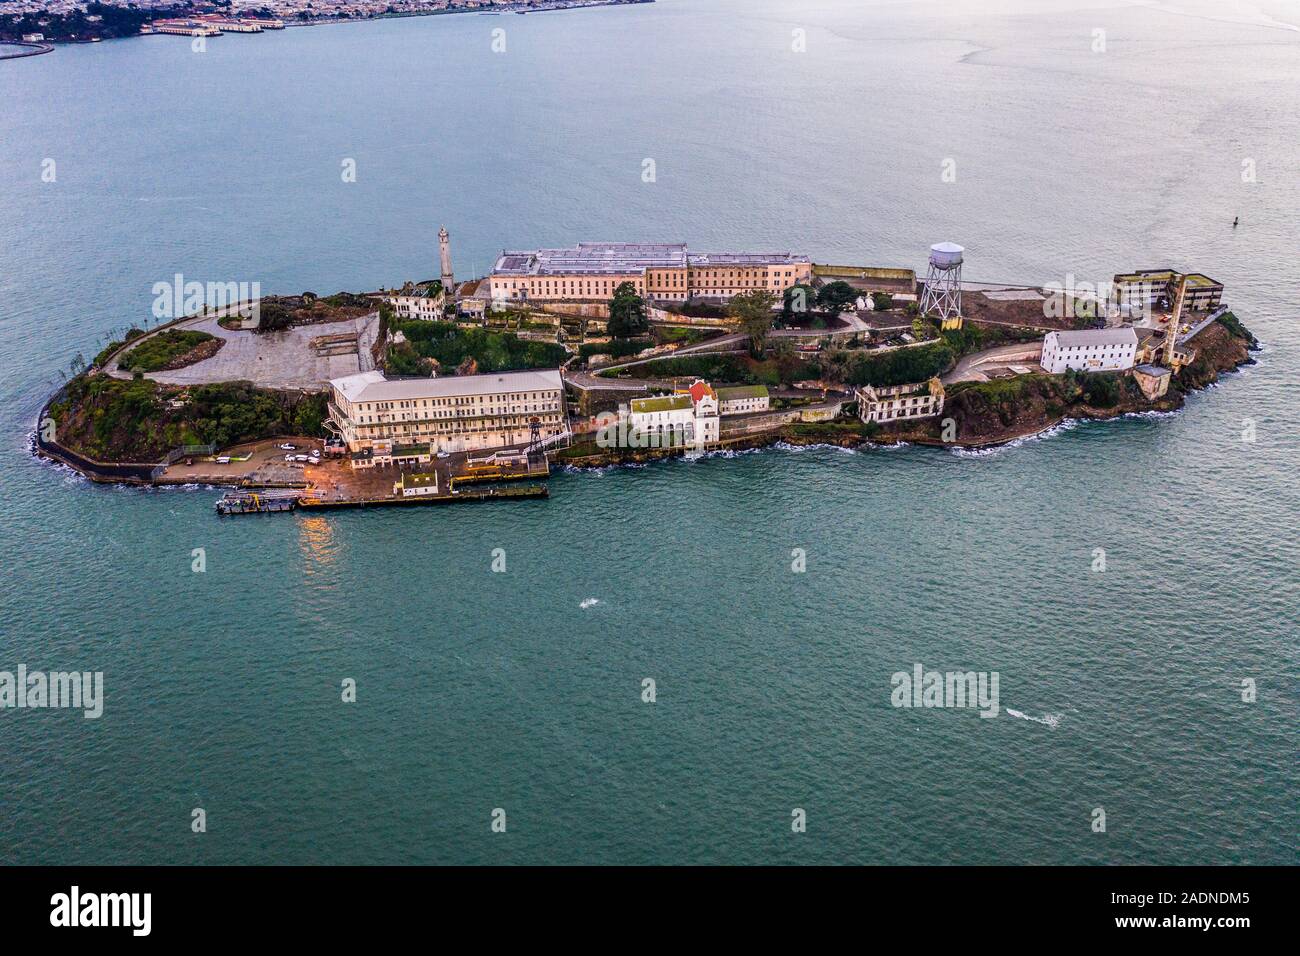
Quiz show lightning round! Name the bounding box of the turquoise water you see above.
[1,0,1297,864]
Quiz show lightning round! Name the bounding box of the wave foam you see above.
[1006,709,1061,728]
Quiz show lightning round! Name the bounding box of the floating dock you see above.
[215,490,302,515]
[298,484,549,510]
[215,482,548,515]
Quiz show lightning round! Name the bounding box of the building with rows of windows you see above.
[328,368,566,466]
[1040,327,1138,374]
[855,378,946,425]
[487,242,812,304]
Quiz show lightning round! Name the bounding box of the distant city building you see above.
[1040,327,1138,374]
[1113,269,1223,311]
[855,378,945,424]
[329,368,566,464]
[197,15,263,32]
[715,384,770,416]
[489,242,812,304]
[148,19,221,36]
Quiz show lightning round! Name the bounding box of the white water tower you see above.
[921,242,964,327]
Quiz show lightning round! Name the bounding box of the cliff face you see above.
[943,376,1080,443]
[881,317,1257,446]
[1176,319,1254,392]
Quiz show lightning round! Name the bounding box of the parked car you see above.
[278,443,297,451]
[307,457,320,465]
[215,456,231,464]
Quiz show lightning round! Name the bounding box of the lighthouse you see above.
[438,225,454,297]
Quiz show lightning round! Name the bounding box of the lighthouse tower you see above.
[438,226,454,297]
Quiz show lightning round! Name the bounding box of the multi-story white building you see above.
[626,380,719,449]
[855,378,945,424]
[626,394,695,447]
[329,368,566,466]
[1040,327,1138,374]
[716,384,770,416]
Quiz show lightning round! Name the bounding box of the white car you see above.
[278,443,296,451]
[307,457,320,465]
[215,456,231,464]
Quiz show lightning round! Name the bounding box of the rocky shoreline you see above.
[36,313,1257,483]
[559,318,1259,469]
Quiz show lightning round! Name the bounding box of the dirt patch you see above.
[160,336,224,370]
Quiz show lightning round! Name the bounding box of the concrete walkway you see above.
[942,343,1043,384]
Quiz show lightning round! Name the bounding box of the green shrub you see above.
[394,321,566,372]
[119,329,216,373]
[844,342,955,387]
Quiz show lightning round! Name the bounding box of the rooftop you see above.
[1133,364,1172,378]
[493,242,809,277]
[716,384,769,400]
[630,394,693,414]
[1048,327,1139,347]
[331,368,563,404]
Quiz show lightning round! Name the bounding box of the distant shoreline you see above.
[0,40,53,60]
[1,0,652,52]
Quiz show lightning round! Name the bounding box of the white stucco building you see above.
[625,379,720,449]
[1040,327,1138,373]
[715,384,770,416]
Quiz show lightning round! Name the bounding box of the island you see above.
[35,234,1258,515]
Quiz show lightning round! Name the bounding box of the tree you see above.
[816,281,859,315]
[608,282,648,338]
[729,289,777,356]
[871,292,894,312]
[782,283,816,323]
[821,348,852,385]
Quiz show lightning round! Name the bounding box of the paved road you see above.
[942,343,1043,384]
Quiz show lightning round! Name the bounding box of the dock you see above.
[215,489,303,515]
[215,481,548,515]
[298,483,549,510]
